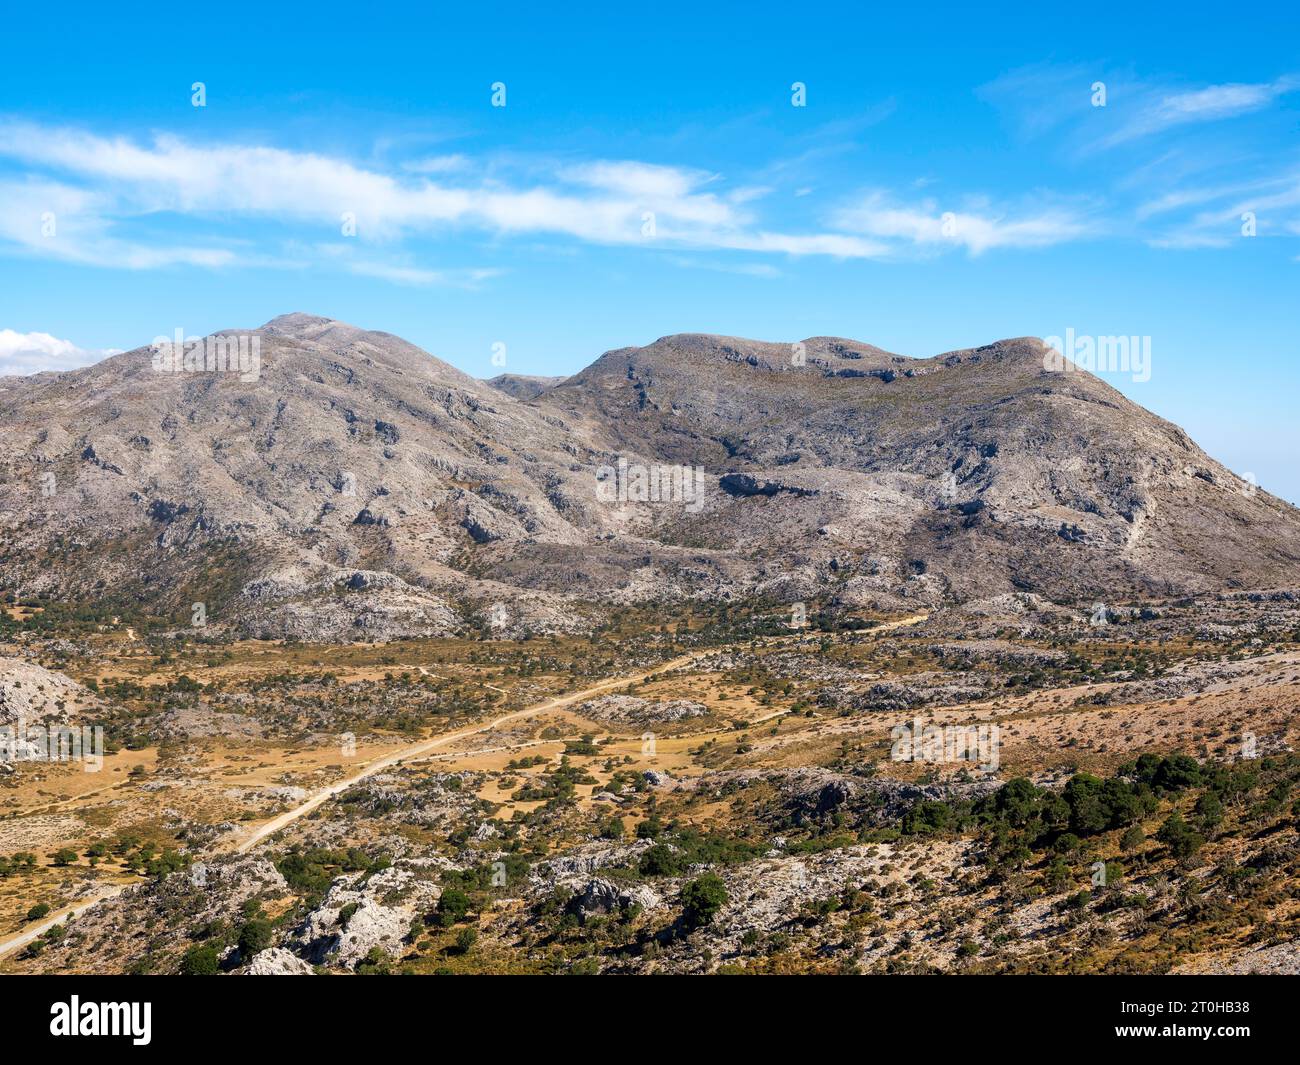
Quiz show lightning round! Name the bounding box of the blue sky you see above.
[2,2,1298,498]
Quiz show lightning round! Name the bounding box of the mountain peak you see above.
[260,312,351,337]
[2,316,1297,642]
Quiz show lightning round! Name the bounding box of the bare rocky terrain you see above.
[1,314,1298,978]
[1,586,1297,976]
[3,313,1298,643]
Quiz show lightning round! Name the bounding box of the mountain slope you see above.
[2,315,1297,639]
[537,332,1300,603]
[486,373,568,400]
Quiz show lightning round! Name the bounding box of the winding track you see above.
[0,613,927,961]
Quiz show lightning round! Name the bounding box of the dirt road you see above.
[0,613,929,961]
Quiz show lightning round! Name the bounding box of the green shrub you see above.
[681,873,728,929]
[436,887,471,926]
[180,944,220,975]
[237,918,273,957]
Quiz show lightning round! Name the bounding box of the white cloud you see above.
[977,63,1096,139]
[561,160,717,202]
[0,328,118,375]
[1145,232,1233,250]
[1138,168,1300,246]
[313,244,503,287]
[982,65,1298,148]
[0,121,1117,278]
[402,154,470,175]
[1155,79,1295,121]
[0,177,237,269]
[0,123,881,265]
[728,186,771,204]
[714,230,890,257]
[835,193,1091,255]
[1102,77,1298,146]
[0,122,991,277]
[666,255,782,278]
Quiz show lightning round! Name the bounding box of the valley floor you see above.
[2,592,1299,975]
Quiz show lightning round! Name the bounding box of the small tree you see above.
[1119,825,1145,854]
[238,918,273,957]
[638,844,683,877]
[1194,792,1224,834]
[180,944,220,975]
[1156,812,1203,860]
[356,947,391,975]
[636,813,663,840]
[436,887,471,927]
[681,873,728,929]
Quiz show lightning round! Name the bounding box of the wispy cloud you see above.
[835,193,1093,255]
[0,118,1108,285]
[0,328,119,375]
[666,256,782,278]
[313,243,503,287]
[1139,168,1300,247]
[1103,76,1299,145]
[0,177,237,269]
[401,154,471,175]
[976,64,1300,254]
[0,122,909,276]
[977,62,1098,139]
[981,65,1299,148]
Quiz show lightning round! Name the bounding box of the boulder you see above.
[240,948,314,976]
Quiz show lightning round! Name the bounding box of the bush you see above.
[1156,812,1204,860]
[25,903,51,922]
[1194,792,1224,833]
[274,846,383,898]
[436,887,471,927]
[180,944,220,975]
[1154,754,1202,792]
[237,918,273,957]
[356,947,391,975]
[145,849,190,879]
[638,844,683,877]
[636,814,663,840]
[681,873,728,929]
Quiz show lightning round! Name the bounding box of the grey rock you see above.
[239,948,314,975]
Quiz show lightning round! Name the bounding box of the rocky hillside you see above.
[1,314,1297,640]
[486,373,567,400]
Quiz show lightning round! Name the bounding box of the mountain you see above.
[486,373,568,400]
[538,332,1300,604]
[2,314,1297,640]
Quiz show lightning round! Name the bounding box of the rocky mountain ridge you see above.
[2,312,1298,640]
